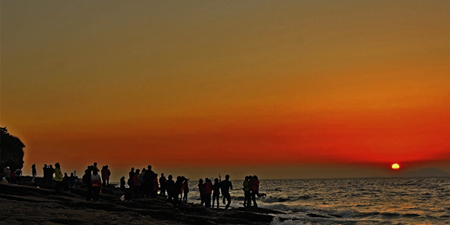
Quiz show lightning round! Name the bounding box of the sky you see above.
[1,0,449,180]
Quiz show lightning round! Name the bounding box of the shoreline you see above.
[0,180,282,224]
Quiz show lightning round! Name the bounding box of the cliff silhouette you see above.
[0,127,25,172]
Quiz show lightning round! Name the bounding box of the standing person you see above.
[68,173,76,189]
[133,169,140,199]
[128,167,135,180]
[243,176,251,207]
[165,175,175,202]
[182,177,190,203]
[101,165,111,188]
[48,165,55,185]
[91,169,102,201]
[82,168,92,201]
[220,174,233,209]
[198,179,205,206]
[204,178,212,208]
[153,174,159,197]
[251,175,263,207]
[127,167,134,195]
[120,176,126,192]
[159,173,167,197]
[54,163,63,194]
[179,179,184,201]
[63,173,69,191]
[139,168,146,198]
[143,165,155,198]
[170,176,183,207]
[31,164,37,183]
[92,162,99,173]
[42,164,48,185]
[212,178,221,208]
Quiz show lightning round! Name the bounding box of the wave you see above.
[403,213,420,217]
[262,203,292,211]
[260,195,311,204]
[192,177,448,224]
[331,211,380,218]
[263,203,423,221]
[262,197,291,203]
[380,212,400,217]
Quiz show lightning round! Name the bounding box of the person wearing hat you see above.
[2,167,11,183]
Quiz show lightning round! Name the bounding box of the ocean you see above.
[185,177,450,224]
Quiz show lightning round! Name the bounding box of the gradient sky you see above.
[2,0,450,179]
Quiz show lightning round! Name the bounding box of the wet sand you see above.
[0,181,280,225]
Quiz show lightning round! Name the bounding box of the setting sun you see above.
[391,163,400,170]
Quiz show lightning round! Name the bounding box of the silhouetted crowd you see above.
[242,175,266,207]
[81,162,110,201]
[2,163,266,209]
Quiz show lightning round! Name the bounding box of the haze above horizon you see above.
[2,0,449,179]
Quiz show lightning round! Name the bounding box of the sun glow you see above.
[391,163,400,170]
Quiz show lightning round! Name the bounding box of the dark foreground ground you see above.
[0,181,280,225]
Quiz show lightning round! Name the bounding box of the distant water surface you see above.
[186,177,450,224]
[113,177,450,224]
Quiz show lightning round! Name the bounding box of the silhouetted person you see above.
[120,176,126,192]
[140,168,146,198]
[129,167,135,180]
[165,175,174,202]
[101,165,111,188]
[82,168,92,201]
[170,176,183,207]
[198,179,205,206]
[63,173,69,191]
[91,169,102,201]
[127,167,134,193]
[48,165,55,185]
[54,163,63,194]
[159,173,167,197]
[69,173,76,189]
[128,167,134,179]
[251,175,265,207]
[153,173,159,197]
[133,169,140,199]
[220,174,233,209]
[204,178,212,208]
[93,162,99,173]
[243,176,251,207]
[143,165,155,198]
[42,164,47,185]
[31,164,37,183]
[212,178,221,208]
[182,177,190,203]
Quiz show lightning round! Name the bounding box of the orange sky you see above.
[2,1,450,179]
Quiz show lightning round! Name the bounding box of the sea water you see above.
[186,177,450,224]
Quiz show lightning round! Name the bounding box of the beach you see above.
[0,178,279,225]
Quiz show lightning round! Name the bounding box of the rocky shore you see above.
[0,181,281,225]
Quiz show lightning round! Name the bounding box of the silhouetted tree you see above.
[0,127,25,172]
